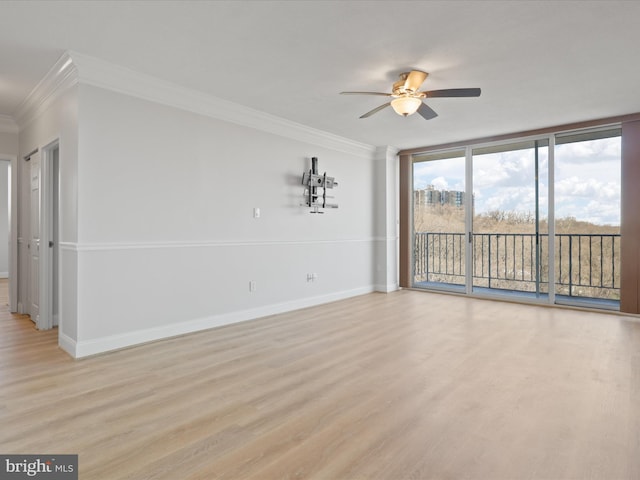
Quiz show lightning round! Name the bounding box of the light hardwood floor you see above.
[1,279,639,479]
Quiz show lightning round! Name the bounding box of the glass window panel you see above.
[413,150,466,290]
[554,130,621,305]
[472,140,548,296]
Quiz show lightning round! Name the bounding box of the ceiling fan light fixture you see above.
[341,70,479,120]
[391,96,422,116]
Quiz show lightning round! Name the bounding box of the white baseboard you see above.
[58,332,77,357]
[374,283,399,293]
[72,286,376,358]
[0,272,8,279]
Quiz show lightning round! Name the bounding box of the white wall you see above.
[0,132,19,156]
[373,146,399,292]
[0,161,9,277]
[73,84,379,356]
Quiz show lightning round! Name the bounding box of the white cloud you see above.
[473,148,549,190]
[475,185,537,215]
[430,176,449,190]
[413,137,620,225]
[555,176,618,199]
[413,157,465,191]
[582,199,620,226]
[556,137,620,163]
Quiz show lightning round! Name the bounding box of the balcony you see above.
[414,232,620,308]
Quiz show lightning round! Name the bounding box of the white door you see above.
[28,152,41,322]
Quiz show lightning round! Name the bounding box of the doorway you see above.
[18,141,59,330]
[0,160,9,303]
[471,140,549,298]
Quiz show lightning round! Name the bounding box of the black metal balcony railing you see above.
[414,232,620,300]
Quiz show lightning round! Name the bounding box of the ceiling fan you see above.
[340,70,481,120]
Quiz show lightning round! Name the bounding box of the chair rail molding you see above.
[59,237,378,252]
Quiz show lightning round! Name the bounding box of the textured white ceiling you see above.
[1,0,640,149]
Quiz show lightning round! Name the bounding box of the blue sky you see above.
[413,137,621,226]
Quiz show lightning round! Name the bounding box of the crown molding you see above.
[66,51,376,159]
[0,115,18,134]
[14,52,78,129]
[14,50,375,157]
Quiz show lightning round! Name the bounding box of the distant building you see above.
[415,185,465,208]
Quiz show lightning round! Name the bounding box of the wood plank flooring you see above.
[1,279,639,479]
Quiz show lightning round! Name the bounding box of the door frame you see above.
[0,154,17,311]
[8,154,18,312]
[38,139,59,330]
[14,139,59,331]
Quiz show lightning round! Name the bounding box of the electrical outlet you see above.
[253,207,260,218]
[249,280,256,292]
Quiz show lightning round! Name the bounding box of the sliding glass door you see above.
[410,127,621,310]
[471,140,549,297]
